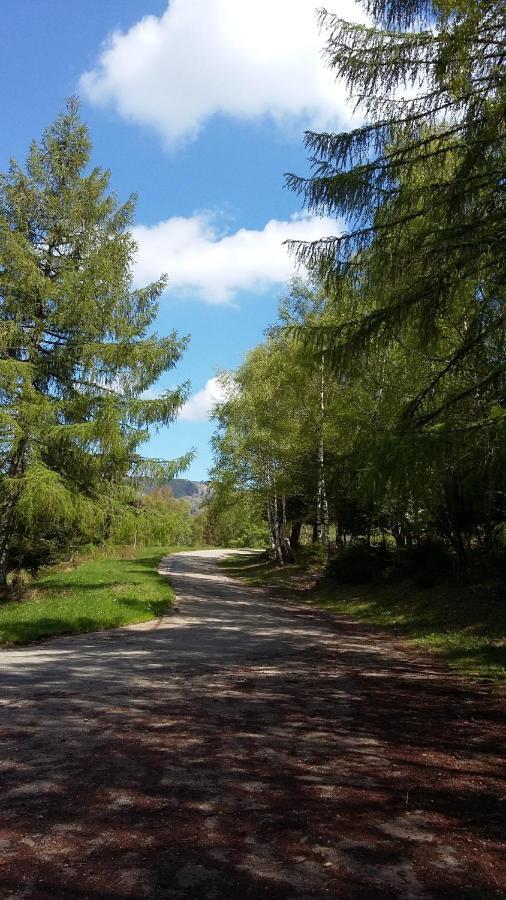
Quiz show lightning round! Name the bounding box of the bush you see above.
[326,544,392,584]
[460,547,506,585]
[300,543,327,566]
[399,540,452,588]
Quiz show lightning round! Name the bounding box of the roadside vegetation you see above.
[0,546,179,645]
[209,0,505,681]
[221,552,506,682]
[1,1,504,659]
[0,106,206,634]
[0,100,193,590]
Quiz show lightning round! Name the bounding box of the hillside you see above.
[168,479,209,513]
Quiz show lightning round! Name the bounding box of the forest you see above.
[207,0,505,591]
[1,4,505,895]
[0,0,504,635]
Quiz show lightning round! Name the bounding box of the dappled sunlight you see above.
[0,550,503,898]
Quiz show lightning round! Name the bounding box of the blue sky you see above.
[2,0,362,479]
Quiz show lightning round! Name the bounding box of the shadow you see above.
[444,643,506,672]
[0,550,504,898]
[0,596,169,645]
[37,581,134,592]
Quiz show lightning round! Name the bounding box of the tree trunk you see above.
[266,498,276,554]
[453,530,468,577]
[315,353,330,557]
[0,500,16,588]
[392,526,406,549]
[266,496,283,567]
[290,520,302,552]
[272,494,284,566]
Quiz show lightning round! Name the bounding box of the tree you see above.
[210,270,505,570]
[202,477,268,549]
[282,1,505,565]
[0,100,191,584]
[286,0,505,425]
[210,282,342,563]
[109,486,195,548]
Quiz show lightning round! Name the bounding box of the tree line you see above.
[1,0,504,586]
[207,0,505,580]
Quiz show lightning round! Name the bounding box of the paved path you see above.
[0,549,504,899]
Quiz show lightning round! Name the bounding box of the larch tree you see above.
[286,0,505,421]
[0,100,191,584]
[284,0,505,561]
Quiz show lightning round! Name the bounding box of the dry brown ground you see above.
[0,549,504,899]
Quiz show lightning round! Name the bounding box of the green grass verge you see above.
[220,552,506,682]
[0,547,182,645]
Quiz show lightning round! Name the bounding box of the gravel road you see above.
[0,549,504,899]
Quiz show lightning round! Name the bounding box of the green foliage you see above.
[221,551,506,681]
[326,544,392,584]
[211,270,505,574]
[285,0,504,525]
[326,540,454,587]
[190,510,207,548]
[209,280,335,560]
[266,0,506,571]
[203,482,268,548]
[0,547,179,645]
[108,486,195,548]
[0,101,192,580]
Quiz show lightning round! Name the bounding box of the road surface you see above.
[0,549,504,898]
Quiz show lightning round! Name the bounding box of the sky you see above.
[2,0,364,480]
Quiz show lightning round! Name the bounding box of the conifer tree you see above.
[286,0,505,425]
[0,100,191,584]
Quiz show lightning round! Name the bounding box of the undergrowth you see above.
[220,551,505,682]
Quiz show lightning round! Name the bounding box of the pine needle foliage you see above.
[286,0,505,426]
[0,100,191,582]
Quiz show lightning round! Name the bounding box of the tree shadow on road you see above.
[0,552,504,898]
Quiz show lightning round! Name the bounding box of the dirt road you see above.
[0,549,504,898]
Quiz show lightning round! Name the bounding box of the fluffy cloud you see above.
[179,377,228,422]
[80,0,366,146]
[132,212,341,303]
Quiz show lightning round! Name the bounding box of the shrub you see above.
[326,544,392,584]
[400,541,452,588]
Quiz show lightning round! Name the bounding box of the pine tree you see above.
[0,100,191,584]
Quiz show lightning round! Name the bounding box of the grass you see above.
[0,546,182,645]
[220,552,506,682]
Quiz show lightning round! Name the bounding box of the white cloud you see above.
[132,211,342,303]
[80,0,366,147]
[140,387,162,400]
[179,376,228,422]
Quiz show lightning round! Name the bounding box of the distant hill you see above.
[168,479,209,513]
[138,478,209,515]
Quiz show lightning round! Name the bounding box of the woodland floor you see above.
[219,552,506,681]
[0,548,504,899]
